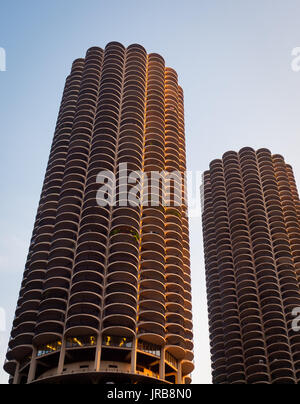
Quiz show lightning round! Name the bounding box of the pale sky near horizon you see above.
[1,0,300,384]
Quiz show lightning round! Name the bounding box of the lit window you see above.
[73,338,83,347]
[119,338,127,347]
[102,335,133,348]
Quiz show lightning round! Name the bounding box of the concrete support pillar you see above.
[57,338,66,374]
[159,346,165,381]
[13,361,20,385]
[131,338,137,373]
[94,334,102,372]
[177,361,182,385]
[27,347,37,384]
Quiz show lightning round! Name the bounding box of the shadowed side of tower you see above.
[4,42,194,385]
[203,147,300,384]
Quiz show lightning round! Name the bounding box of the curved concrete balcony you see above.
[73,259,105,275]
[144,144,164,160]
[40,288,68,308]
[139,289,165,305]
[141,234,165,251]
[166,302,185,317]
[80,214,109,230]
[111,216,140,231]
[117,154,142,171]
[109,251,139,268]
[107,261,138,277]
[73,244,104,264]
[138,309,165,327]
[105,292,137,309]
[166,338,186,360]
[64,156,89,172]
[104,303,136,319]
[109,241,139,257]
[110,233,139,249]
[18,290,42,309]
[67,301,101,318]
[120,118,144,134]
[77,231,107,249]
[69,291,102,308]
[138,322,165,346]
[3,359,18,377]
[182,360,195,377]
[142,224,164,238]
[43,277,70,292]
[13,310,38,330]
[65,314,100,337]
[118,133,143,151]
[166,282,185,296]
[185,338,194,352]
[53,220,78,235]
[166,292,185,307]
[78,222,108,239]
[37,308,65,326]
[90,145,116,163]
[91,138,116,155]
[88,158,115,174]
[105,281,137,298]
[107,271,137,287]
[70,280,103,298]
[144,133,165,149]
[166,313,185,327]
[71,271,103,289]
[142,207,165,221]
[118,142,144,160]
[144,137,164,152]
[7,334,33,361]
[52,227,77,244]
[140,278,165,294]
[51,237,76,251]
[166,231,183,246]
[89,153,115,171]
[140,268,165,284]
[33,321,64,345]
[11,321,35,340]
[38,296,67,314]
[141,251,165,267]
[23,279,43,295]
[141,240,165,256]
[103,314,136,333]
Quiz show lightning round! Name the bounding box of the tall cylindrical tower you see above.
[4,42,194,385]
[203,147,300,384]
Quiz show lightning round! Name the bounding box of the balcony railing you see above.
[137,340,161,357]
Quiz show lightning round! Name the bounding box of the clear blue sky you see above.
[1,0,300,384]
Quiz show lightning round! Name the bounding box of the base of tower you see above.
[29,370,171,385]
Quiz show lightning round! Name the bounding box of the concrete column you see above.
[177,361,182,385]
[94,334,102,372]
[27,347,37,384]
[159,346,165,380]
[131,338,137,373]
[13,361,20,385]
[57,338,66,374]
